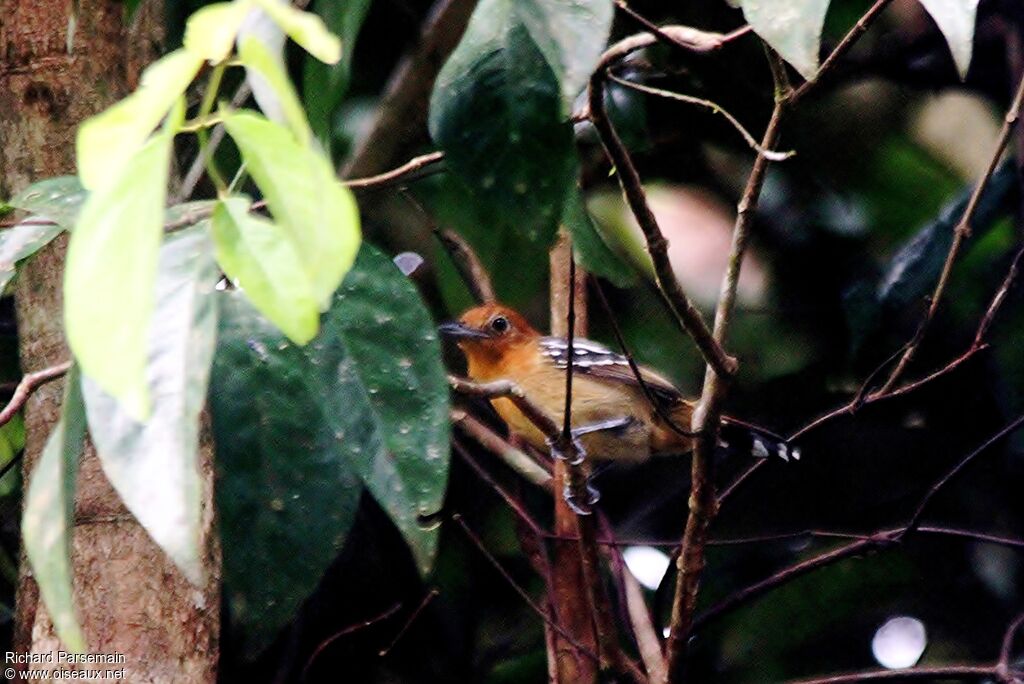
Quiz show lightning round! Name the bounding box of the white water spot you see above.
[872,616,927,669]
[623,546,671,590]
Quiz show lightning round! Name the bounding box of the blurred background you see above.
[4,0,1024,681]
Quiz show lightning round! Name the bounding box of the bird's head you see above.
[438,303,539,363]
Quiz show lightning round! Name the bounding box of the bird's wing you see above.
[538,337,684,406]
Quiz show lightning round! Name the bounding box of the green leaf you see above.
[877,160,1015,313]
[76,49,201,190]
[738,0,831,81]
[211,244,450,607]
[80,227,219,586]
[211,197,318,343]
[1,177,84,292]
[562,188,637,288]
[183,1,251,63]
[252,0,342,64]
[302,0,371,142]
[919,0,979,80]
[22,365,87,653]
[323,244,450,574]
[211,292,363,653]
[430,0,591,244]
[223,111,361,309]
[238,36,313,145]
[0,414,25,497]
[65,129,173,420]
[9,176,88,228]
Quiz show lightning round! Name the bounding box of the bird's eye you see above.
[490,316,510,333]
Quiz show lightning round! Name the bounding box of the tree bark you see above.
[0,1,219,680]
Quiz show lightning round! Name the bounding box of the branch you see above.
[587,35,738,380]
[300,602,402,682]
[346,151,445,191]
[0,361,72,428]
[664,48,788,682]
[448,376,560,439]
[450,410,551,488]
[877,71,1024,394]
[452,514,601,666]
[788,665,1011,684]
[695,412,1024,632]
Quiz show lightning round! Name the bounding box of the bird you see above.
[441,302,798,468]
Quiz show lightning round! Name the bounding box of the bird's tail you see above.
[718,416,800,462]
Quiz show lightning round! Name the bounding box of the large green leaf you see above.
[302,0,371,142]
[737,0,830,81]
[223,111,361,309]
[211,196,319,344]
[238,36,313,146]
[919,0,979,79]
[76,49,201,190]
[323,244,450,573]
[183,1,251,63]
[252,0,342,64]
[429,0,605,243]
[562,188,637,288]
[80,228,219,586]
[65,127,173,420]
[211,244,450,628]
[22,365,87,652]
[210,292,362,653]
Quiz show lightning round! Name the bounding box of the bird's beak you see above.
[438,321,490,339]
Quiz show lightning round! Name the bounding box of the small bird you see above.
[441,302,798,466]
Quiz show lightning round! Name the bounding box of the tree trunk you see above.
[0,1,219,680]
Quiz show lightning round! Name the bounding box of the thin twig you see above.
[877,71,1024,394]
[346,151,445,190]
[0,361,72,428]
[664,48,788,682]
[451,411,552,487]
[622,552,668,682]
[300,602,402,682]
[588,36,738,380]
[449,376,560,439]
[177,80,252,202]
[452,514,601,665]
[451,439,549,534]
[788,665,1011,683]
[377,588,440,657]
[608,73,795,162]
[791,0,896,102]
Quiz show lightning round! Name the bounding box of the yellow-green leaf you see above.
[23,365,87,653]
[223,111,360,308]
[252,0,341,64]
[238,36,312,145]
[183,1,253,63]
[212,197,319,343]
[65,130,173,420]
[76,49,201,191]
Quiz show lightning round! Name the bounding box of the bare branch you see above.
[346,151,445,191]
[450,410,552,487]
[588,37,738,380]
[0,361,72,428]
[788,665,1009,684]
[878,71,1024,394]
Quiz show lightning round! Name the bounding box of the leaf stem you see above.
[196,63,229,195]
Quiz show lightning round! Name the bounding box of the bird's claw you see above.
[563,480,601,516]
[547,434,586,465]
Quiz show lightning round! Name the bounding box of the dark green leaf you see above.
[429,0,612,242]
[81,227,219,586]
[877,161,1015,313]
[563,188,637,288]
[210,292,363,653]
[303,0,372,143]
[324,244,450,573]
[22,365,87,652]
[0,414,25,497]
